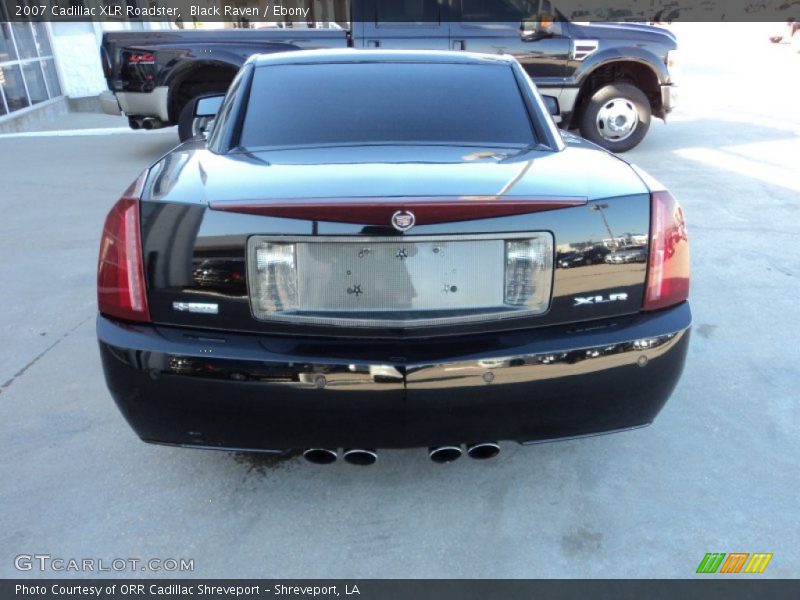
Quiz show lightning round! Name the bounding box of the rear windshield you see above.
[239,62,536,148]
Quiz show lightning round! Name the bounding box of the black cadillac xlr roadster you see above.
[97,50,690,465]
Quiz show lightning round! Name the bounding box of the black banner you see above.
[3,580,800,600]
[1,0,798,24]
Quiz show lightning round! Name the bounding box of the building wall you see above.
[48,23,106,99]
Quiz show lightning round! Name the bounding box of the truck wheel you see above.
[178,95,217,142]
[579,83,650,153]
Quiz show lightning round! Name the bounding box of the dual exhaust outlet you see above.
[302,448,377,466]
[429,442,500,463]
[302,442,499,465]
[128,117,165,130]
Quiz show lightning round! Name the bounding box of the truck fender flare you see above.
[575,47,669,86]
[166,58,241,123]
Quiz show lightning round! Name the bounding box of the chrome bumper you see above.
[98,303,691,451]
[98,90,121,116]
[661,83,677,114]
[112,87,170,122]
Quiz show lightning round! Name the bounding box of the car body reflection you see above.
[192,258,247,294]
[605,245,648,264]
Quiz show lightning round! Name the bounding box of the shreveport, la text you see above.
[15,584,361,596]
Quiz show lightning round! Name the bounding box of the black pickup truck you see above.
[99,0,678,152]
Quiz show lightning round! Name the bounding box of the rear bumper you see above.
[113,87,170,122]
[661,83,676,115]
[98,90,121,116]
[98,303,691,451]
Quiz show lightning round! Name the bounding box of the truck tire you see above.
[579,83,650,153]
[178,95,218,142]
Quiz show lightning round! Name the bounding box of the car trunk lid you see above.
[140,145,653,337]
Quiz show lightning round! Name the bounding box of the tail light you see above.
[97,172,151,322]
[644,190,690,311]
[128,53,155,64]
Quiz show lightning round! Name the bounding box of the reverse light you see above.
[252,242,298,314]
[503,238,552,312]
[644,190,690,311]
[97,173,151,322]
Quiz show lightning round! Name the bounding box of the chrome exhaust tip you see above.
[428,445,463,464]
[302,448,338,465]
[343,448,377,466]
[466,442,500,460]
[128,117,142,130]
[141,117,163,130]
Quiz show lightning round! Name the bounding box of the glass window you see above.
[22,61,48,104]
[11,23,38,59]
[241,62,536,148]
[207,65,246,150]
[42,59,61,98]
[0,23,18,62]
[463,0,528,20]
[0,20,61,114]
[462,0,560,23]
[0,64,31,112]
[32,23,53,56]
[376,0,439,23]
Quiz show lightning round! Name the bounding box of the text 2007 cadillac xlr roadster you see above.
[97,50,690,465]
